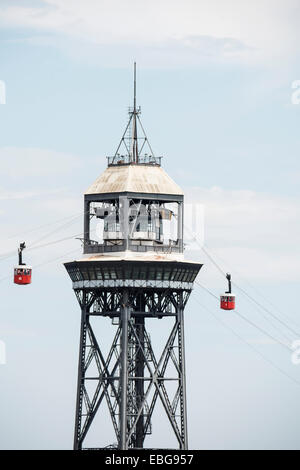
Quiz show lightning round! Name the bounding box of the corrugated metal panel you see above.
[85,165,183,195]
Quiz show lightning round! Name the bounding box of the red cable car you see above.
[220,273,235,310]
[14,242,32,285]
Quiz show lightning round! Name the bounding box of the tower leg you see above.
[119,290,130,450]
[66,278,198,450]
[178,303,188,450]
[134,316,145,448]
[73,306,87,450]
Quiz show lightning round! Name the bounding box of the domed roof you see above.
[85,164,183,196]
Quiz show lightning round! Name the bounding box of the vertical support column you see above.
[178,294,188,450]
[83,198,90,250]
[119,196,129,251]
[134,315,145,448]
[119,290,130,449]
[73,304,88,450]
[178,200,184,253]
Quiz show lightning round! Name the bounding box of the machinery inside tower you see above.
[88,199,180,250]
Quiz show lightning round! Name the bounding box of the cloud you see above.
[0,189,52,200]
[33,195,82,216]
[0,146,83,263]
[184,186,300,282]
[0,0,299,66]
[0,147,82,179]
[179,35,250,58]
[0,189,82,274]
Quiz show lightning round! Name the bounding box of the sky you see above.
[0,0,300,449]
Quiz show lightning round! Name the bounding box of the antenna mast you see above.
[109,63,159,167]
[134,62,136,113]
[132,62,139,163]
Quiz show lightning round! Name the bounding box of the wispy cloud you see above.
[0,147,82,179]
[0,187,62,200]
[0,0,299,66]
[185,186,300,282]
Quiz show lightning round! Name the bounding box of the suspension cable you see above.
[202,244,300,332]
[191,290,300,387]
[194,279,292,353]
[185,225,300,339]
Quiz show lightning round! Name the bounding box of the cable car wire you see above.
[5,212,82,241]
[0,217,80,262]
[3,208,298,384]
[0,208,91,262]
[201,244,300,332]
[25,228,96,253]
[185,226,300,340]
[199,250,294,342]
[0,246,81,283]
[194,279,293,353]
[0,249,18,262]
[26,233,83,252]
[233,282,299,338]
[33,247,81,270]
[28,215,82,249]
[202,244,300,338]
[191,289,300,387]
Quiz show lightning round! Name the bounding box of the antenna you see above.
[109,63,159,167]
[134,61,136,114]
[132,62,138,163]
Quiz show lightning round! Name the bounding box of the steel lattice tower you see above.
[65,65,202,450]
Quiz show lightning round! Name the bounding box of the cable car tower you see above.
[64,64,202,450]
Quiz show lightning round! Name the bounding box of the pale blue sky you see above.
[0,0,300,449]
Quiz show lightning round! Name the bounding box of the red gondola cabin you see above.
[13,242,32,285]
[220,294,235,310]
[14,266,32,285]
[220,273,235,310]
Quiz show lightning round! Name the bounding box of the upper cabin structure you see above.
[82,64,184,259]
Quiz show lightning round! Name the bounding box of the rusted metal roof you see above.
[85,164,183,195]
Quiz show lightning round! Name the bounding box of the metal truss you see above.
[88,288,191,318]
[73,288,189,450]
